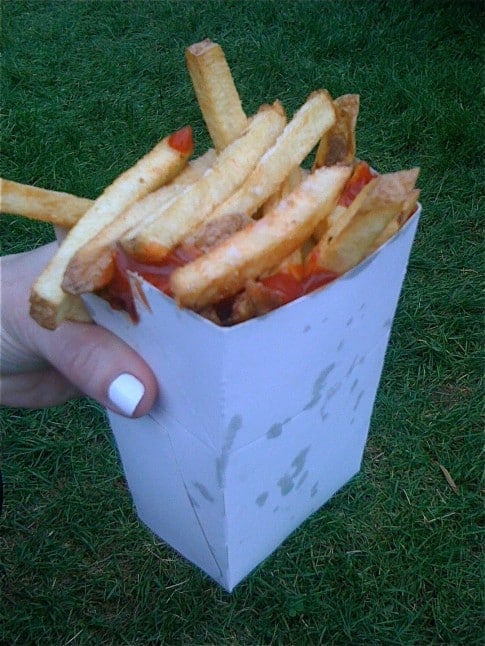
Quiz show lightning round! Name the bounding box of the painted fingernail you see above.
[108,373,145,416]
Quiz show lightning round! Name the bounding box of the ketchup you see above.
[100,244,201,322]
[260,273,305,304]
[259,267,339,306]
[99,247,140,322]
[338,160,375,207]
[168,126,193,154]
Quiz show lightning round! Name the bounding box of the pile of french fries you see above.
[0,39,420,329]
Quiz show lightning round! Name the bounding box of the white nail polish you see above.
[108,373,145,416]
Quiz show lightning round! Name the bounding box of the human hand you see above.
[1,242,158,416]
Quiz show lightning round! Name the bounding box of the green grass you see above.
[1,0,483,643]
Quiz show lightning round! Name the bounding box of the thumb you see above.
[39,321,158,417]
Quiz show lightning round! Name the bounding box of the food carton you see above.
[82,207,421,592]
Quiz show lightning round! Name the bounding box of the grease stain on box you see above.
[193,481,215,503]
[256,492,269,507]
[277,446,311,496]
[326,382,341,401]
[267,422,283,439]
[353,390,365,411]
[296,470,309,490]
[320,407,328,422]
[216,414,242,487]
[304,363,335,410]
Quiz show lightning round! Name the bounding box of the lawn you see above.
[0,0,483,643]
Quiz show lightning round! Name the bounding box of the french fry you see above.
[170,165,352,310]
[121,103,287,263]
[196,90,336,226]
[317,176,379,244]
[183,212,253,253]
[0,178,92,228]
[62,149,217,294]
[256,166,305,220]
[227,279,285,325]
[368,188,420,253]
[308,168,420,275]
[30,128,194,329]
[399,188,421,225]
[313,94,359,168]
[186,39,248,150]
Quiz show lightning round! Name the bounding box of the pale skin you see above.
[1,242,158,416]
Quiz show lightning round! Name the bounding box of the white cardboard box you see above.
[83,208,421,591]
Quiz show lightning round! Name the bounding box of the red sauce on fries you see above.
[259,273,304,304]
[100,244,201,322]
[168,126,194,154]
[338,160,375,207]
[258,265,339,304]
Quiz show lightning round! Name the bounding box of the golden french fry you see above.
[186,39,248,151]
[62,150,217,294]
[398,187,421,224]
[309,168,420,275]
[183,211,253,253]
[0,178,92,227]
[30,128,194,329]
[199,90,336,225]
[121,103,287,263]
[313,94,359,169]
[272,247,303,274]
[170,165,352,310]
[369,188,420,253]
[256,165,305,220]
[318,176,380,244]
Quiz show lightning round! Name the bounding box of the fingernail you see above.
[108,373,145,416]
